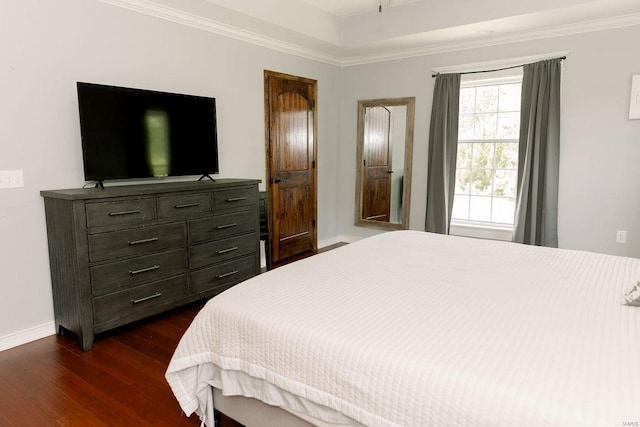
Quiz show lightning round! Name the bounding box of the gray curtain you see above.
[513,59,561,247]
[426,73,461,234]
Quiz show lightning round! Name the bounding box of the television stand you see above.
[198,174,215,182]
[94,181,105,189]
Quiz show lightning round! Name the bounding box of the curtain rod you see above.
[431,56,566,78]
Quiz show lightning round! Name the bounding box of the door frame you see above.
[263,70,318,265]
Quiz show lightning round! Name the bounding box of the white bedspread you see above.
[166,231,640,426]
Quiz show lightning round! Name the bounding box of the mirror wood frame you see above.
[355,97,415,231]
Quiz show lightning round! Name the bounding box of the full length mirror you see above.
[355,97,415,230]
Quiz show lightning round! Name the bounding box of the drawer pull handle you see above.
[131,292,162,304]
[129,265,160,275]
[216,223,237,229]
[128,237,159,245]
[175,203,200,209]
[226,197,247,202]
[109,209,141,217]
[217,246,239,254]
[217,270,239,279]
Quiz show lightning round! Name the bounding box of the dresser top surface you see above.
[40,178,261,201]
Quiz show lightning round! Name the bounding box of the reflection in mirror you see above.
[355,97,415,230]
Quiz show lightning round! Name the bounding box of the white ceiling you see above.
[101,0,640,65]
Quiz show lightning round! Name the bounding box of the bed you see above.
[166,230,640,426]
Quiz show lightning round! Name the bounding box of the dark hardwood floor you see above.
[267,242,347,270]
[0,302,204,426]
[0,243,346,426]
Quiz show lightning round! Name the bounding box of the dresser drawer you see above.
[88,223,187,262]
[189,234,256,269]
[90,248,188,296]
[190,255,257,295]
[93,276,188,326]
[157,193,210,219]
[188,210,256,243]
[213,187,257,211]
[86,198,155,228]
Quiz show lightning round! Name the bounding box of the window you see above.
[452,76,522,228]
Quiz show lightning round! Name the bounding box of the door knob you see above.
[273,177,281,183]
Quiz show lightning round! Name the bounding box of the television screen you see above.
[77,82,219,182]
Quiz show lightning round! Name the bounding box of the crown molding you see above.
[97,0,640,67]
[342,13,640,66]
[96,0,343,66]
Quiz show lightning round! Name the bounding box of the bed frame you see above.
[213,389,319,427]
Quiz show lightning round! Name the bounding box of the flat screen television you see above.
[77,82,219,183]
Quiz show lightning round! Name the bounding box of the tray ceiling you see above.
[99,0,640,65]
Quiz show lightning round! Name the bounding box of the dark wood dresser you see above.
[41,179,261,350]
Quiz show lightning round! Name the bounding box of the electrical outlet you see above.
[616,230,627,244]
[0,170,24,189]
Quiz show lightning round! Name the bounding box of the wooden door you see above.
[362,106,392,221]
[264,71,317,263]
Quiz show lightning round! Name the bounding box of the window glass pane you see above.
[452,195,469,220]
[457,143,472,169]
[499,83,521,111]
[455,168,471,194]
[495,142,518,169]
[471,169,494,196]
[458,115,475,140]
[475,113,497,139]
[460,88,476,114]
[475,86,498,112]
[469,196,491,222]
[497,112,520,139]
[493,170,517,197]
[471,142,495,169]
[491,197,516,224]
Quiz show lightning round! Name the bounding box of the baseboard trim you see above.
[318,236,340,249]
[0,322,56,352]
[318,235,361,248]
[335,234,362,244]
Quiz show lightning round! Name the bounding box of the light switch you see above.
[630,74,640,120]
[0,170,24,189]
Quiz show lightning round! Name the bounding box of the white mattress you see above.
[166,231,640,426]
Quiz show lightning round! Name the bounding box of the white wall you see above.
[340,26,640,257]
[0,0,341,345]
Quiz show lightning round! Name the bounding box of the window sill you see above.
[450,221,513,242]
